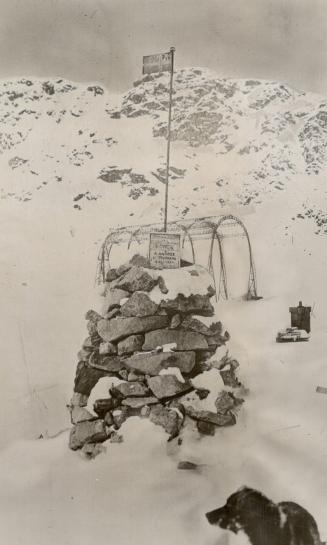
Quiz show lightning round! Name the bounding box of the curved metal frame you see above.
[96,214,258,300]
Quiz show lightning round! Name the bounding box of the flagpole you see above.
[164,46,175,232]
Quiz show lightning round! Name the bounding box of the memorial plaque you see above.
[149,232,181,269]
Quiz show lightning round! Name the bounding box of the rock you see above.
[104,307,121,320]
[111,381,149,398]
[122,396,158,409]
[93,397,121,417]
[129,254,150,268]
[102,288,130,314]
[207,285,216,297]
[125,351,196,376]
[70,392,89,407]
[104,412,114,426]
[77,348,91,362]
[83,337,94,349]
[215,391,237,414]
[197,420,216,436]
[181,317,222,336]
[118,369,129,381]
[74,361,105,396]
[89,354,123,374]
[105,268,118,282]
[113,407,129,429]
[116,262,132,278]
[120,292,159,317]
[217,353,239,371]
[127,370,144,382]
[220,368,242,388]
[184,406,236,427]
[116,266,158,293]
[147,375,193,400]
[177,461,199,470]
[71,406,95,424]
[140,405,151,418]
[81,442,106,459]
[158,276,169,294]
[99,342,117,356]
[110,431,124,443]
[85,309,102,322]
[117,334,144,355]
[149,404,183,437]
[69,419,108,450]
[143,329,208,352]
[195,388,210,400]
[97,315,169,343]
[169,314,182,329]
[160,293,214,317]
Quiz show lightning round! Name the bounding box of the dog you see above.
[206,486,322,545]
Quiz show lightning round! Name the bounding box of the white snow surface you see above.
[0,72,327,545]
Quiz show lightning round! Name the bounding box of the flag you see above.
[142,51,172,75]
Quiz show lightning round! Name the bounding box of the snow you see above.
[0,72,327,545]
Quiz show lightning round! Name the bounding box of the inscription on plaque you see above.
[149,232,181,269]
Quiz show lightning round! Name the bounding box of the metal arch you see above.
[214,214,258,300]
[180,224,196,264]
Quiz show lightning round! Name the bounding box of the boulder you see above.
[122,397,158,409]
[69,419,108,450]
[160,293,214,317]
[197,420,216,436]
[125,351,196,376]
[181,317,222,336]
[143,329,208,352]
[71,406,95,424]
[74,361,106,396]
[115,266,158,293]
[111,381,149,398]
[93,397,120,417]
[99,342,117,356]
[97,315,169,343]
[220,368,242,388]
[89,354,123,374]
[105,268,118,282]
[149,404,183,437]
[102,288,130,314]
[169,314,182,329]
[184,406,236,427]
[120,292,159,317]
[117,334,144,356]
[147,375,193,400]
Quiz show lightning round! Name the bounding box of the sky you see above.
[0,0,326,94]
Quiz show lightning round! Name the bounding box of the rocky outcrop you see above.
[69,256,243,456]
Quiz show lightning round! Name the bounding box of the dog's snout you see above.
[206,508,224,525]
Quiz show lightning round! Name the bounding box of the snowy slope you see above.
[0,71,327,545]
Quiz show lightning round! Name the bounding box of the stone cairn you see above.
[69,254,244,458]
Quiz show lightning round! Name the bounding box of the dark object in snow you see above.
[289,301,311,333]
[276,327,310,343]
[177,461,199,470]
[316,386,327,394]
[206,486,322,545]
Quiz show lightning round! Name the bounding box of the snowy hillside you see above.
[0,69,327,232]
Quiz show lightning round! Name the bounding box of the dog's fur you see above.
[206,487,321,545]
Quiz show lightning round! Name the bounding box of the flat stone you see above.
[149,404,183,437]
[120,292,159,317]
[105,268,118,282]
[116,266,158,293]
[99,342,117,356]
[122,396,158,409]
[169,314,182,329]
[104,307,121,320]
[143,329,208,352]
[71,406,96,424]
[89,354,123,374]
[215,391,239,414]
[160,293,214,317]
[69,419,108,450]
[97,315,169,343]
[70,392,89,407]
[74,361,106,396]
[102,288,130,314]
[111,381,149,398]
[184,406,236,427]
[220,368,242,388]
[147,375,193,400]
[177,461,200,470]
[117,334,144,356]
[125,351,196,376]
